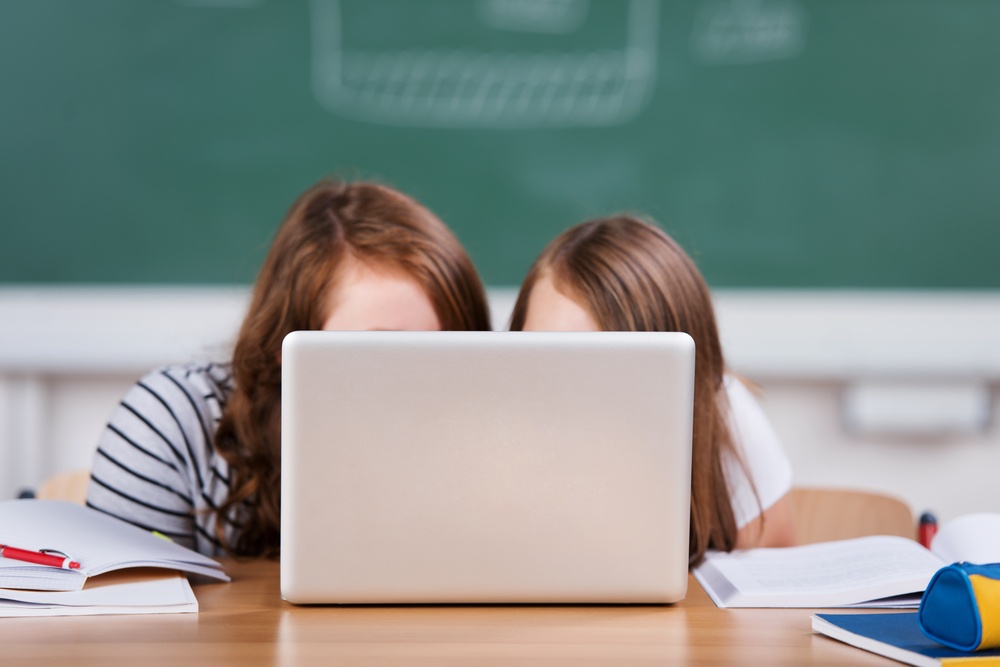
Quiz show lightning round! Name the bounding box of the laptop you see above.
[280,330,694,604]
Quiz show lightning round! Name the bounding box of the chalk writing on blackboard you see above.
[691,0,807,65]
[309,0,661,128]
[477,0,590,34]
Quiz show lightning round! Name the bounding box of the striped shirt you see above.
[86,363,237,556]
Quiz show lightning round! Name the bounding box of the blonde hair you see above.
[509,214,755,565]
[215,180,491,556]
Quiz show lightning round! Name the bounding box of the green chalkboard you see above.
[1,0,999,288]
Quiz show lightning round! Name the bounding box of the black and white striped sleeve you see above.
[85,364,231,554]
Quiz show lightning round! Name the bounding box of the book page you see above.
[0,560,84,591]
[932,513,1000,565]
[697,536,944,607]
[0,569,198,617]
[0,499,228,590]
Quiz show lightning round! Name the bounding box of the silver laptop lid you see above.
[280,331,694,604]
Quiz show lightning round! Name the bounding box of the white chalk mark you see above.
[691,0,808,65]
[477,0,590,34]
[309,0,660,128]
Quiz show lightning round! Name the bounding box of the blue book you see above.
[813,612,1000,666]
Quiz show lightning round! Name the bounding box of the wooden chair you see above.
[35,470,90,505]
[791,486,915,545]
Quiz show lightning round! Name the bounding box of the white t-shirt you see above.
[721,375,794,528]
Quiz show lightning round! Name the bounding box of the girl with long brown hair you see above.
[509,214,795,565]
[86,180,491,557]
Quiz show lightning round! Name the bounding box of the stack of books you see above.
[0,499,229,616]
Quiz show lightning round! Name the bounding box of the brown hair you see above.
[509,214,755,565]
[214,180,491,556]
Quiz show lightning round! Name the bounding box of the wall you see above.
[2,287,997,523]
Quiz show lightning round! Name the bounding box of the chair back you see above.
[36,470,90,504]
[791,486,915,545]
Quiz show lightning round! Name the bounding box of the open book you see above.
[0,499,230,592]
[694,513,1000,608]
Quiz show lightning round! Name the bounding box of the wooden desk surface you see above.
[0,560,895,666]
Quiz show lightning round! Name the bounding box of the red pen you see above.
[0,544,81,570]
[918,512,938,549]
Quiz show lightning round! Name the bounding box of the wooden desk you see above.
[1,560,894,666]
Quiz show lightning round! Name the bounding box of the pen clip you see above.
[40,548,82,568]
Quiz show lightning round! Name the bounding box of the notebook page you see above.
[696,535,945,607]
[719,537,941,596]
[0,561,84,591]
[0,570,196,606]
[0,500,228,589]
[0,570,198,616]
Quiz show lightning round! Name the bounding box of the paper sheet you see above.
[0,569,198,616]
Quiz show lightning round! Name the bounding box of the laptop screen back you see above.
[280,331,694,604]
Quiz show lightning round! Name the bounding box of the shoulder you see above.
[722,374,794,526]
[143,362,234,398]
[130,362,233,416]
[724,375,777,441]
[110,362,233,457]
[723,374,789,469]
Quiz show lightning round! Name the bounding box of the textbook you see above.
[812,613,1000,666]
[694,536,936,608]
[0,499,229,592]
[0,569,198,617]
[694,515,1000,609]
